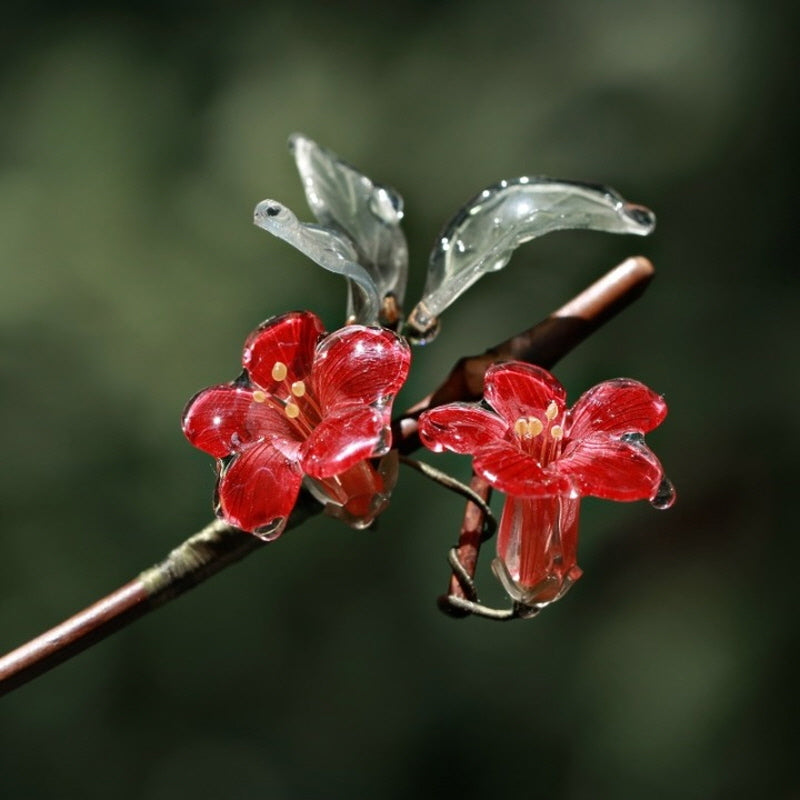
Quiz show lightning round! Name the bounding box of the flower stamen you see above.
[528,417,543,436]
[545,400,559,421]
[514,416,544,439]
[291,380,306,397]
[271,361,288,381]
[252,390,267,403]
[285,402,300,419]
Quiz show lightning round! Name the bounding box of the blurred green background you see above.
[1,1,797,797]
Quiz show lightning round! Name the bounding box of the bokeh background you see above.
[1,1,797,797]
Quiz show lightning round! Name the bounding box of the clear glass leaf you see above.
[406,177,656,342]
[253,199,381,326]
[290,134,409,325]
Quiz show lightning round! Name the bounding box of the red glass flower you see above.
[182,310,411,539]
[418,362,671,611]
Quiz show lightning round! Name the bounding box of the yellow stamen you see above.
[252,390,267,403]
[527,417,544,436]
[514,418,529,438]
[545,401,559,421]
[285,402,300,419]
[550,424,564,440]
[271,361,288,381]
[291,380,306,397]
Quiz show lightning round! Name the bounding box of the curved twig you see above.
[398,456,496,538]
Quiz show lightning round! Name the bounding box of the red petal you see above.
[484,362,567,424]
[243,311,325,389]
[312,326,411,411]
[568,379,667,439]
[473,441,568,497]
[497,495,582,602]
[216,442,303,537]
[300,405,386,479]
[182,384,302,459]
[556,437,665,501]
[418,404,508,454]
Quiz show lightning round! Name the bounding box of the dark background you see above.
[1,1,797,797]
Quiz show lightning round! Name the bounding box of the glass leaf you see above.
[253,199,380,325]
[405,177,656,342]
[290,134,409,325]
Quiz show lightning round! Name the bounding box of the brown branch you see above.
[437,475,494,617]
[0,255,654,697]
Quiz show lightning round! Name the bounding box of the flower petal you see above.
[568,378,667,439]
[473,441,568,497]
[312,325,411,411]
[182,384,302,459]
[484,362,567,423]
[243,310,326,389]
[496,495,582,604]
[556,437,665,501]
[419,403,508,454]
[300,405,386,479]
[216,442,303,537]
[309,456,392,528]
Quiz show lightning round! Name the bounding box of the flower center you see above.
[512,400,565,466]
[252,361,323,436]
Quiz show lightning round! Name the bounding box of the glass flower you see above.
[182,310,411,539]
[418,362,671,613]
